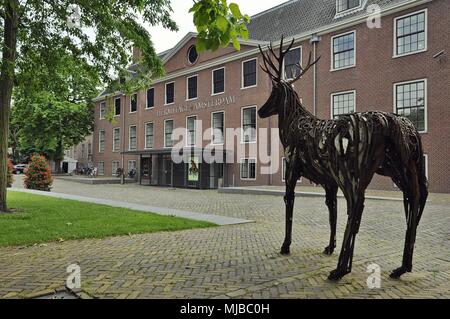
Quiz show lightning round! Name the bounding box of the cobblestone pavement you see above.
[1,176,449,299]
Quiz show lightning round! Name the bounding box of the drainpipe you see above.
[310,34,321,116]
[121,95,125,185]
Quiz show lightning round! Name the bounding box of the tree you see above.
[24,154,53,191]
[0,0,249,212]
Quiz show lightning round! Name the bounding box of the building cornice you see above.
[93,0,431,102]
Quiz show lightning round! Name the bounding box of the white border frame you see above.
[211,110,225,145]
[282,46,303,80]
[423,153,428,179]
[211,67,226,96]
[128,125,137,151]
[146,87,155,109]
[241,105,258,144]
[185,115,197,147]
[111,160,120,176]
[112,127,120,152]
[129,93,138,114]
[187,44,199,65]
[144,122,154,149]
[241,57,258,90]
[163,119,174,148]
[98,161,105,176]
[98,130,105,153]
[240,158,257,181]
[186,75,199,101]
[114,97,121,117]
[330,30,356,72]
[165,81,175,106]
[127,160,137,172]
[99,101,106,120]
[335,0,363,16]
[393,78,427,133]
[393,8,428,59]
[330,90,357,119]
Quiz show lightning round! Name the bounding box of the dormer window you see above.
[336,0,361,14]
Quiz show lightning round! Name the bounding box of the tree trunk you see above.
[0,0,19,212]
[54,139,64,174]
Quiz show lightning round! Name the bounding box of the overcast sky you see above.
[147,0,288,53]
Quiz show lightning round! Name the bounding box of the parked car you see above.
[13,164,27,174]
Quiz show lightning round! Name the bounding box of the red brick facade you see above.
[93,0,450,193]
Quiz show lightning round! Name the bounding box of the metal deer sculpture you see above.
[258,37,428,280]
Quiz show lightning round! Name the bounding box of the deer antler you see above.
[258,35,295,82]
[288,51,321,84]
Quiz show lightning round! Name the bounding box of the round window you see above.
[187,45,198,64]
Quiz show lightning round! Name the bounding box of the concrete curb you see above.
[10,188,254,226]
[218,187,402,202]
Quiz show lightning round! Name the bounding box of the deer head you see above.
[258,36,320,118]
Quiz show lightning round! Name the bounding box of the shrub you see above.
[7,159,14,188]
[24,154,53,191]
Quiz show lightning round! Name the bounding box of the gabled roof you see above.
[247,0,413,41]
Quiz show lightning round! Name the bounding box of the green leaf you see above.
[232,38,241,51]
[229,3,242,18]
[216,16,229,33]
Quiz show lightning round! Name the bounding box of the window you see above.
[336,0,360,13]
[128,160,136,172]
[240,158,256,180]
[165,82,175,105]
[186,116,196,146]
[88,143,92,157]
[187,45,198,64]
[130,93,137,113]
[212,68,225,95]
[394,10,427,57]
[211,111,224,144]
[112,161,120,176]
[81,144,85,159]
[284,47,302,79]
[331,91,356,118]
[113,128,120,152]
[114,97,121,116]
[186,75,198,100]
[129,125,137,150]
[394,79,426,132]
[98,162,105,175]
[164,119,174,147]
[332,31,355,70]
[145,122,154,149]
[99,130,105,153]
[242,106,257,143]
[100,102,106,119]
[146,88,154,109]
[242,58,257,88]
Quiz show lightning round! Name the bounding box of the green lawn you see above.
[0,191,214,247]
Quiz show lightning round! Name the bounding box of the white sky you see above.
[147,0,289,53]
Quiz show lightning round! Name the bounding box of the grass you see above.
[0,191,215,247]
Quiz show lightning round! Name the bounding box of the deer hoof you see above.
[327,268,350,281]
[323,245,335,255]
[390,266,411,279]
[280,245,290,255]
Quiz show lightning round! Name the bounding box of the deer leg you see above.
[328,191,365,281]
[391,166,421,279]
[323,184,338,255]
[280,160,299,255]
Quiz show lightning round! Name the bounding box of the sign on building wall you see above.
[188,156,199,182]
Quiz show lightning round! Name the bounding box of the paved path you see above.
[1,176,449,299]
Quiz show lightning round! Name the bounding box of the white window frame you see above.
[423,154,428,179]
[330,90,357,119]
[186,75,198,101]
[128,160,137,172]
[330,30,356,72]
[114,97,121,117]
[98,130,105,153]
[112,127,120,152]
[282,46,302,80]
[241,105,258,144]
[128,125,137,151]
[99,101,106,120]
[240,158,257,181]
[393,9,428,59]
[165,81,175,105]
[211,110,225,145]
[211,67,226,96]
[111,161,120,176]
[393,78,427,133]
[144,122,154,149]
[98,162,105,176]
[241,57,258,90]
[164,119,174,148]
[129,93,138,113]
[335,0,363,15]
[146,87,155,109]
[186,115,197,147]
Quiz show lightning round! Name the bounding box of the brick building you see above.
[93,0,450,193]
